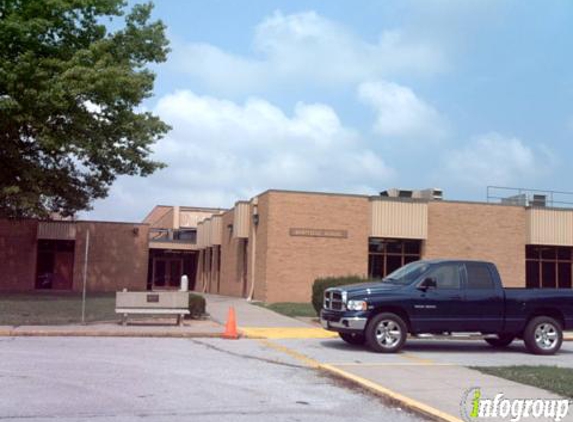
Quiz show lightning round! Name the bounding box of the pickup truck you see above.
[320,259,573,355]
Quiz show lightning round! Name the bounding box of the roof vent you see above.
[381,188,443,201]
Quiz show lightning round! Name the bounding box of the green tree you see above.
[0,0,170,218]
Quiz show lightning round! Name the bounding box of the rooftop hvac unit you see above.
[501,194,527,206]
[530,194,546,207]
[413,188,443,201]
[381,187,442,200]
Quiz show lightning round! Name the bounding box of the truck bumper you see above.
[320,309,368,333]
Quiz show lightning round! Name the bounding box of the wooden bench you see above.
[115,291,190,326]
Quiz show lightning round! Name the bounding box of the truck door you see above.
[462,262,504,333]
[411,263,466,333]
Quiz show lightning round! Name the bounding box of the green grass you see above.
[0,293,116,325]
[252,302,317,318]
[472,366,573,398]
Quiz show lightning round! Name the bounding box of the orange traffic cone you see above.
[222,306,239,339]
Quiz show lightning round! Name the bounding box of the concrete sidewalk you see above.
[203,293,311,327]
[321,363,568,422]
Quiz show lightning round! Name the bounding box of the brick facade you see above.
[259,191,370,303]
[0,219,38,291]
[0,219,149,293]
[424,201,526,287]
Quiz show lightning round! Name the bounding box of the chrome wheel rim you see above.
[534,323,559,350]
[375,319,402,348]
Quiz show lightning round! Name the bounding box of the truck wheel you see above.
[523,316,563,355]
[365,313,407,353]
[485,334,515,348]
[339,332,366,345]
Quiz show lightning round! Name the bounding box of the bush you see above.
[311,275,367,315]
[188,293,206,319]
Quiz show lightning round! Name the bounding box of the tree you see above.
[0,0,170,218]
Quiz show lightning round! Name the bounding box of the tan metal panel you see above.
[370,199,428,239]
[180,210,220,228]
[37,222,76,240]
[210,215,222,245]
[197,221,205,249]
[526,208,573,245]
[233,201,250,238]
[203,218,212,247]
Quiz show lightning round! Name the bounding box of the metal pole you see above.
[81,230,90,324]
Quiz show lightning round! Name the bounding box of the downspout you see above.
[247,198,258,301]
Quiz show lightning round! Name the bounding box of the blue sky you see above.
[86,0,573,221]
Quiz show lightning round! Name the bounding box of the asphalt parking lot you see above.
[0,337,426,422]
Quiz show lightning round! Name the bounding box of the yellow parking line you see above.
[241,327,339,339]
[256,338,320,368]
[325,362,455,366]
[400,353,436,365]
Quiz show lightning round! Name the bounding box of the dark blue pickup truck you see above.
[321,259,573,355]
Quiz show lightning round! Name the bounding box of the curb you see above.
[318,363,463,422]
[0,329,225,339]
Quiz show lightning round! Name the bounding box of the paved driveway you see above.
[0,337,425,422]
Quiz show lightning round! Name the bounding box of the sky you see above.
[84,0,573,222]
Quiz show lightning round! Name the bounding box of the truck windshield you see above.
[383,261,430,285]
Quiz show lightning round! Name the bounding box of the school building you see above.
[1,187,572,303]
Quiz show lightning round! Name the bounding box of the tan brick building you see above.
[2,188,572,301]
[192,189,573,302]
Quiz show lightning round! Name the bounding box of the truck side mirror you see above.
[418,277,437,291]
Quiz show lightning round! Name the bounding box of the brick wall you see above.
[425,201,526,287]
[73,222,149,292]
[0,219,38,291]
[262,191,370,303]
[218,210,247,297]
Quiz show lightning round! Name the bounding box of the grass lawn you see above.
[473,366,573,399]
[0,293,116,325]
[252,302,317,318]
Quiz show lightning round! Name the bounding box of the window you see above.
[466,263,495,290]
[426,264,461,289]
[368,238,422,279]
[526,245,573,289]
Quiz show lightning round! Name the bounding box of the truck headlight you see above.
[346,300,367,311]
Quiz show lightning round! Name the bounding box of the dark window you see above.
[368,238,422,279]
[526,245,573,289]
[466,263,495,290]
[558,263,572,288]
[426,264,461,289]
[526,260,539,288]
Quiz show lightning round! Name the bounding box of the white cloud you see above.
[442,133,553,187]
[85,90,395,221]
[358,80,448,140]
[172,11,446,95]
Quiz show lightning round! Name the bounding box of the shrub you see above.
[188,293,206,319]
[311,275,367,315]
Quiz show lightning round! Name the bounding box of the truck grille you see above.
[323,290,344,311]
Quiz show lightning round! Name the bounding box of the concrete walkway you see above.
[203,293,311,327]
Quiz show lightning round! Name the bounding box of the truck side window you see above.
[466,263,495,290]
[426,265,461,289]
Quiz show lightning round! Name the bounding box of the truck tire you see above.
[339,332,366,345]
[365,313,407,353]
[523,316,563,355]
[485,334,515,348]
